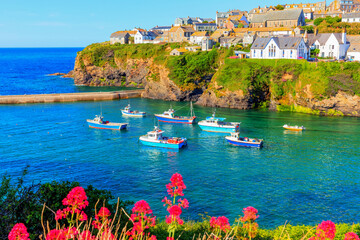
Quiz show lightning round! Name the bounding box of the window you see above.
[261,50,263,57]
[290,50,293,58]
[282,50,285,58]
[269,44,276,57]
[253,50,256,57]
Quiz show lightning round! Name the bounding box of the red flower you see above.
[316,221,336,240]
[166,173,186,197]
[149,235,157,240]
[62,186,89,210]
[178,198,189,209]
[243,222,259,238]
[96,207,111,220]
[210,216,231,233]
[78,231,95,240]
[344,232,360,240]
[8,223,30,240]
[46,230,64,240]
[162,197,172,207]
[132,200,153,215]
[167,237,174,240]
[165,215,184,225]
[241,206,259,222]
[168,205,182,217]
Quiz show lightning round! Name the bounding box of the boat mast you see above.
[190,101,194,117]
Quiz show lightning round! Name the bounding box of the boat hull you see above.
[121,110,146,117]
[139,137,187,149]
[87,120,127,130]
[155,115,195,124]
[225,137,263,148]
[283,127,304,131]
[198,124,238,133]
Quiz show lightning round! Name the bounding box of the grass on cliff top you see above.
[213,58,360,100]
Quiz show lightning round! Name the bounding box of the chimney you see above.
[342,28,346,44]
[304,30,308,42]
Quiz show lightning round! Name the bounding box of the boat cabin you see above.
[124,104,131,112]
[94,115,104,124]
[163,109,175,118]
[147,127,164,140]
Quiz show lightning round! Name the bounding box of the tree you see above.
[275,4,285,10]
[314,17,324,26]
[238,22,244,28]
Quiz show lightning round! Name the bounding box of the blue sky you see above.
[0,0,321,47]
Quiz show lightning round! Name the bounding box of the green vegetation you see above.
[314,16,342,26]
[275,4,284,10]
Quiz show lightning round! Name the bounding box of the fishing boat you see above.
[225,132,263,148]
[154,102,196,124]
[121,104,146,117]
[283,124,305,131]
[198,113,240,133]
[139,126,187,149]
[87,115,127,130]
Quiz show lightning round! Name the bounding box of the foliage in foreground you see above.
[4,172,360,240]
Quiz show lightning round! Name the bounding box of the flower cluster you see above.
[240,206,259,223]
[239,206,259,240]
[8,223,30,240]
[46,227,82,240]
[92,207,112,230]
[309,221,337,240]
[55,186,89,223]
[210,216,231,233]
[166,173,186,197]
[127,200,157,240]
[344,232,360,240]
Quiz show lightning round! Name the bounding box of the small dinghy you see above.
[121,104,146,117]
[87,115,127,130]
[139,126,187,149]
[225,132,263,148]
[283,124,305,131]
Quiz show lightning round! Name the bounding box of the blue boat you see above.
[198,113,240,133]
[225,132,264,148]
[87,115,127,130]
[139,126,187,149]
[121,104,146,117]
[154,102,196,124]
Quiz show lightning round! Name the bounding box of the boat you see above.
[121,104,146,117]
[225,132,263,148]
[283,124,305,131]
[87,115,127,130]
[198,113,240,133]
[139,126,187,149]
[154,102,196,124]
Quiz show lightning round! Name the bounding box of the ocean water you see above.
[1,48,360,228]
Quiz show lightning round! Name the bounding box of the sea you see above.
[1,48,360,228]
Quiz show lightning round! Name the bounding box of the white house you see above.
[342,12,360,23]
[306,31,350,59]
[251,36,308,59]
[190,31,208,45]
[346,35,360,61]
[134,29,158,44]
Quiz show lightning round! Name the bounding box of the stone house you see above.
[346,35,360,61]
[110,31,130,44]
[190,31,209,45]
[168,26,195,42]
[216,10,248,28]
[251,36,308,59]
[210,29,232,42]
[170,48,189,56]
[220,37,243,48]
[306,31,350,59]
[250,9,306,28]
[185,46,201,52]
[193,23,217,32]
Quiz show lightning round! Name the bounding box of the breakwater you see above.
[0,90,144,104]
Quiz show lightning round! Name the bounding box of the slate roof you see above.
[251,9,303,23]
[136,30,159,38]
[307,33,345,46]
[217,12,230,18]
[346,35,360,52]
[110,31,130,38]
[191,31,208,37]
[151,26,172,31]
[343,12,360,18]
[251,36,303,49]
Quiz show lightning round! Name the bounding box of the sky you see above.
[0,0,322,47]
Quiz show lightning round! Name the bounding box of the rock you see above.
[61,70,74,78]
[48,72,66,76]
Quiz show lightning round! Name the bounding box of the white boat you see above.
[225,132,263,148]
[283,124,305,131]
[121,104,146,117]
[139,126,187,149]
[154,102,196,124]
[198,112,240,133]
[87,115,127,130]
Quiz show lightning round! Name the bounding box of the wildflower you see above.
[96,207,111,220]
[162,197,172,207]
[243,222,259,238]
[166,173,186,197]
[79,231,95,240]
[168,205,182,217]
[178,198,189,209]
[210,216,231,233]
[8,223,30,240]
[133,200,153,215]
[344,232,360,240]
[46,230,64,240]
[62,186,89,210]
[241,206,259,222]
[62,227,78,239]
[165,215,184,225]
[167,237,174,240]
[316,221,336,240]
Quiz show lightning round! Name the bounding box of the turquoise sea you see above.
[1,48,360,228]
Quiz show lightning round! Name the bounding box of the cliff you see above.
[71,43,360,117]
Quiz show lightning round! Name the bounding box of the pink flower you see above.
[210,216,231,232]
[62,186,89,210]
[62,227,78,239]
[178,198,189,209]
[241,206,259,222]
[316,221,336,240]
[166,173,186,197]
[149,235,157,240]
[96,207,111,219]
[79,211,88,221]
[167,238,174,240]
[8,223,30,240]
[344,232,360,240]
[46,230,64,240]
[165,215,184,225]
[132,200,153,215]
[168,205,182,217]
[79,231,95,240]
[162,197,172,207]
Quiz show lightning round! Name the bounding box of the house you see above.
[175,17,215,26]
[151,26,172,33]
[342,12,360,23]
[216,10,248,28]
[168,26,195,42]
[284,1,326,19]
[346,35,360,61]
[134,29,158,44]
[220,37,243,48]
[233,27,303,38]
[251,36,308,59]
[202,37,215,51]
[225,19,249,29]
[170,48,189,56]
[193,23,217,32]
[248,6,276,22]
[235,51,251,58]
[110,31,130,44]
[210,29,232,42]
[185,46,202,52]
[250,9,306,28]
[306,30,350,59]
[190,31,209,45]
